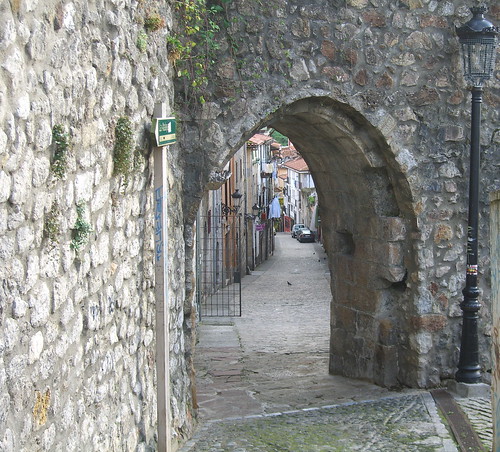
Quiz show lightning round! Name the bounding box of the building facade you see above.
[283,157,317,229]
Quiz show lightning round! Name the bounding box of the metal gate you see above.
[197,211,242,317]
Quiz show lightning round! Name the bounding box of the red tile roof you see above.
[248,133,273,145]
[283,158,309,172]
[280,145,300,160]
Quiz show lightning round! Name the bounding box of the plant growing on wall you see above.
[168,0,230,106]
[44,203,61,244]
[70,202,92,252]
[113,116,134,184]
[136,31,148,52]
[144,12,166,32]
[51,124,70,179]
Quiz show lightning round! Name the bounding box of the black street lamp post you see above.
[455,6,498,384]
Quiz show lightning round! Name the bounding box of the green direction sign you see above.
[151,117,176,146]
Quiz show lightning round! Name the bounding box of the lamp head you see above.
[456,6,499,87]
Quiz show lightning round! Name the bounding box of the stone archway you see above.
[175,1,497,427]
[268,96,417,387]
[183,94,421,388]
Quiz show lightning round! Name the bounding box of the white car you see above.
[291,224,306,238]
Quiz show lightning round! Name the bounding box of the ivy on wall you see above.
[167,0,231,107]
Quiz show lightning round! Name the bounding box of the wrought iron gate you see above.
[196,212,242,317]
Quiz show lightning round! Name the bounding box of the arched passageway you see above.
[267,97,416,387]
[190,95,419,388]
[174,0,497,442]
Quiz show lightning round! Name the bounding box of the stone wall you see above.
[0,1,193,450]
[1,0,499,449]
[175,0,500,389]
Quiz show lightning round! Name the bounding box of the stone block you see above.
[373,241,403,266]
[330,336,374,380]
[321,40,336,60]
[354,68,368,86]
[356,311,377,338]
[442,125,464,142]
[28,282,51,327]
[378,318,398,346]
[10,161,33,206]
[351,285,382,314]
[379,264,406,283]
[290,59,310,81]
[333,254,356,284]
[354,261,397,290]
[420,14,448,28]
[410,314,447,333]
[330,328,347,356]
[362,10,386,27]
[405,30,432,50]
[322,66,349,82]
[332,304,356,331]
[447,380,490,398]
[28,331,44,363]
[364,216,407,242]
[410,331,433,354]
[2,319,19,354]
[353,337,375,379]
[0,171,11,203]
[374,344,399,387]
[347,0,369,8]
[409,86,439,106]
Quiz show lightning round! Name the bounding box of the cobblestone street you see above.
[180,233,487,451]
[182,393,454,451]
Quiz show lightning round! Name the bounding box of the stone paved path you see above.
[181,233,489,451]
[182,393,455,451]
[192,234,402,420]
[455,397,493,450]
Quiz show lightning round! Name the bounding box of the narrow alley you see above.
[181,233,461,451]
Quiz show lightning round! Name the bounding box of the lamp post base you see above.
[448,380,490,398]
[455,367,482,385]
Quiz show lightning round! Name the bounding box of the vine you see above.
[167,0,231,107]
[51,124,70,179]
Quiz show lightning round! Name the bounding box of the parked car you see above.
[291,223,306,238]
[297,228,315,243]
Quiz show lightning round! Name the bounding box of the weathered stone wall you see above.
[0,1,193,450]
[1,0,499,449]
[176,0,499,389]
